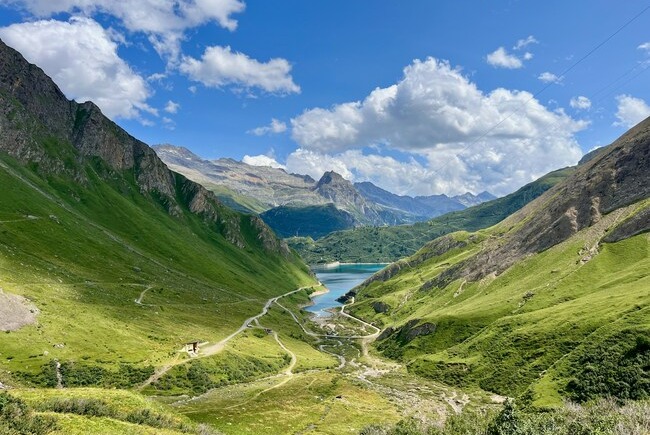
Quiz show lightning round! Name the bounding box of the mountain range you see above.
[154,144,494,238]
[292,166,574,263]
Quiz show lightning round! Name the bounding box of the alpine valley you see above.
[0,10,649,435]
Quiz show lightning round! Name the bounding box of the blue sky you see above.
[0,0,648,196]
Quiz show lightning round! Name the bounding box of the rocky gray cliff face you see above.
[0,38,290,256]
[0,40,174,197]
[420,117,650,289]
[314,171,384,225]
[154,144,326,210]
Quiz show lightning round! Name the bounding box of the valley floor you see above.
[3,281,648,435]
[151,289,495,434]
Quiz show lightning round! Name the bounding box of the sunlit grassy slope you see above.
[0,148,317,380]
[349,197,649,407]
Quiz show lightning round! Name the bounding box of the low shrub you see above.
[0,392,57,435]
[359,398,650,435]
[565,332,650,403]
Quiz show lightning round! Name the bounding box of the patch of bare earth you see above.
[0,289,39,331]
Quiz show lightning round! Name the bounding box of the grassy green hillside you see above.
[290,167,573,264]
[346,121,650,408]
[350,201,649,408]
[261,203,356,239]
[0,37,326,434]
[0,152,314,386]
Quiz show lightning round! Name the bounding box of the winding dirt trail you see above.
[276,300,380,340]
[318,340,346,369]
[138,287,308,389]
[337,298,381,358]
[199,287,305,356]
[272,331,297,376]
[219,328,298,410]
[134,286,153,305]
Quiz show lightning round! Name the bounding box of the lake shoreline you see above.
[311,262,390,269]
[305,263,386,318]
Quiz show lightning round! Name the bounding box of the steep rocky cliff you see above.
[409,117,650,291]
[314,171,385,225]
[0,38,289,256]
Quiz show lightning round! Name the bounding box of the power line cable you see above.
[462,3,650,149]
[421,3,650,193]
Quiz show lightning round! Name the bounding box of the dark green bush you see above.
[0,392,57,435]
[359,399,649,435]
[565,332,650,403]
[38,398,112,418]
[16,360,154,389]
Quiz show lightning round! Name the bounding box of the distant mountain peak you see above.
[153,144,203,162]
[316,170,347,187]
[453,191,496,207]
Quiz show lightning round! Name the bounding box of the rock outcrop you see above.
[418,117,650,289]
[0,38,290,256]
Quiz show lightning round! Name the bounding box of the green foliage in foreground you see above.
[290,167,573,263]
[565,334,650,403]
[360,399,650,435]
[4,388,221,435]
[0,392,57,435]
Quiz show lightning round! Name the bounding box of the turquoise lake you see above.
[306,263,386,317]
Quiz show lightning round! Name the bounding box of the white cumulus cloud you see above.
[286,149,438,195]
[513,35,538,50]
[614,94,650,128]
[248,119,287,136]
[486,47,523,69]
[0,17,153,120]
[638,42,650,52]
[285,149,354,181]
[538,72,561,83]
[164,100,180,113]
[290,57,586,196]
[179,46,300,95]
[242,154,286,169]
[570,96,591,110]
[0,0,246,59]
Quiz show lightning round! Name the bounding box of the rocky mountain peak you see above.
[0,38,292,256]
[315,170,348,188]
[153,144,203,162]
[314,171,358,201]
